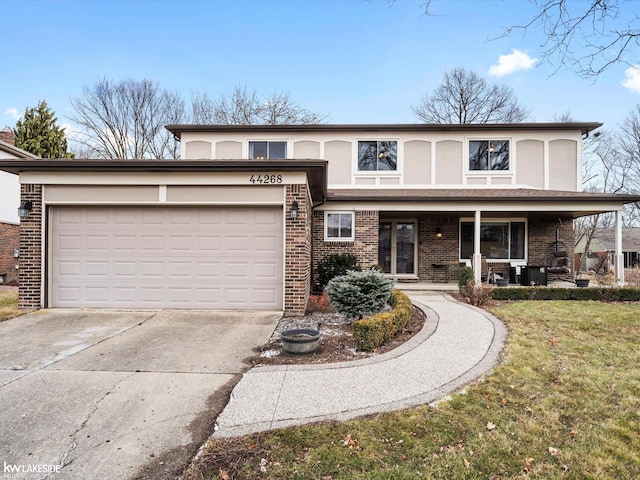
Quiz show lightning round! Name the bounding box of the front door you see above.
[379,221,417,276]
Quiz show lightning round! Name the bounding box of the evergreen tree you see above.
[13,101,74,158]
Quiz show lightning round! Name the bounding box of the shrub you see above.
[460,279,495,307]
[325,269,394,320]
[459,266,474,289]
[316,253,361,290]
[305,290,335,314]
[353,289,413,351]
[626,267,640,287]
[491,286,640,302]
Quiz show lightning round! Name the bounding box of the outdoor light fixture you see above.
[18,201,33,218]
[436,227,443,239]
[290,201,299,220]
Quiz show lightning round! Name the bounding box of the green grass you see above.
[0,289,19,321]
[187,301,640,480]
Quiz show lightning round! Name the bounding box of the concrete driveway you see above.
[0,308,281,480]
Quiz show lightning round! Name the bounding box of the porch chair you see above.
[546,250,572,282]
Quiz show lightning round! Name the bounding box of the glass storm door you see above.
[378,221,416,275]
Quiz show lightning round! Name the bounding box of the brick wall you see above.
[284,184,311,316]
[312,210,379,289]
[19,184,42,310]
[0,222,19,285]
[528,216,575,267]
[418,217,460,282]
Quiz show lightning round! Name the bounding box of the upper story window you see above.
[358,140,397,171]
[249,141,287,159]
[469,140,509,171]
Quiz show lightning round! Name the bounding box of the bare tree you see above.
[412,67,530,123]
[500,0,639,78]
[191,85,328,125]
[616,105,640,196]
[69,78,185,159]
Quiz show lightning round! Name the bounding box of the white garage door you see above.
[50,206,283,309]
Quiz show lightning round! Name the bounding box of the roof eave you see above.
[166,122,603,137]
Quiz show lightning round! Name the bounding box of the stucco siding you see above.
[45,185,159,203]
[404,140,431,185]
[215,140,242,159]
[184,140,212,159]
[324,140,351,185]
[167,185,284,203]
[435,140,462,184]
[293,140,321,159]
[516,140,544,188]
[549,139,578,191]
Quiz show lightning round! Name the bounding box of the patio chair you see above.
[546,250,572,281]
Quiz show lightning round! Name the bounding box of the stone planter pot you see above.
[575,278,590,288]
[280,328,321,355]
[496,278,509,287]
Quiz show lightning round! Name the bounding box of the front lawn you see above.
[0,289,19,321]
[186,301,640,479]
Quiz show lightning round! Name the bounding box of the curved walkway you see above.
[213,291,507,438]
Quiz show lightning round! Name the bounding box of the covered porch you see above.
[325,188,640,287]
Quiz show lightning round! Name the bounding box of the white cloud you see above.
[489,49,537,77]
[4,108,20,121]
[622,65,640,93]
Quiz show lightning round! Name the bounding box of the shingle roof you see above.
[326,188,640,204]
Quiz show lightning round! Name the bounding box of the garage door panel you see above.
[51,207,283,309]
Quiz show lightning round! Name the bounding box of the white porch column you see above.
[615,210,625,285]
[473,210,482,283]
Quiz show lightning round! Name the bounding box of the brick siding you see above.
[312,210,379,289]
[418,217,461,282]
[284,184,312,316]
[0,222,19,285]
[18,184,42,310]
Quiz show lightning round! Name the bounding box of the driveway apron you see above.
[0,308,280,480]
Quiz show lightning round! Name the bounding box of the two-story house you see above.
[0,123,638,314]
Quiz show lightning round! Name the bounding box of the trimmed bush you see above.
[325,269,394,320]
[460,279,495,307]
[353,289,413,351]
[492,287,640,302]
[459,266,474,289]
[316,253,361,290]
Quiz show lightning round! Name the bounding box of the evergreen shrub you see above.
[491,287,640,302]
[325,269,394,320]
[353,289,413,351]
[316,253,361,290]
[459,266,474,289]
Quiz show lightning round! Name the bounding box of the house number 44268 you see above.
[249,174,283,184]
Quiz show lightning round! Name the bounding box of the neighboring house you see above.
[576,228,640,271]
[0,122,639,314]
[0,128,38,285]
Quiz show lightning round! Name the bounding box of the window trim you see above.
[247,139,289,159]
[458,217,528,262]
[324,211,355,242]
[465,138,513,174]
[354,139,401,174]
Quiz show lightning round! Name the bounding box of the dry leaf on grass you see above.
[486,422,497,431]
[342,434,358,448]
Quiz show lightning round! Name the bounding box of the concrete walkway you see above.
[212,291,507,438]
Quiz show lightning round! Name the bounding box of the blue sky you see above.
[2,0,639,136]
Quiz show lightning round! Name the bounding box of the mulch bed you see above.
[250,306,426,366]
